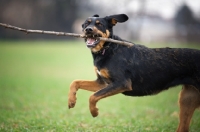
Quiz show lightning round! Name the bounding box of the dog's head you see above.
[82,14,128,52]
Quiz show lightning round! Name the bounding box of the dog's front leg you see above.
[68,79,106,108]
[89,79,132,117]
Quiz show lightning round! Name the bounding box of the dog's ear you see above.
[93,14,99,17]
[106,14,128,26]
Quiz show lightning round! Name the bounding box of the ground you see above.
[0,40,199,132]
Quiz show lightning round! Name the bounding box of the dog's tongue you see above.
[87,38,95,45]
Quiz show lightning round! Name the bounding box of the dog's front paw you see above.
[68,98,76,109]
[68,93,77,109]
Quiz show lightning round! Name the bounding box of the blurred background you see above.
[0,0,200,43]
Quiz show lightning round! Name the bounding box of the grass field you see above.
[0,40,200,132]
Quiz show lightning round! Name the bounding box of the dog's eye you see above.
[83,23,89,28]
[85,23,88,27]
[97,23,102,26]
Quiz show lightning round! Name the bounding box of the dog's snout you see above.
[85,27,93,33]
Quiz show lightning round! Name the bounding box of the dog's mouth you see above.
[85,34,101,48]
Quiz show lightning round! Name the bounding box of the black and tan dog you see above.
[68,14,200,132]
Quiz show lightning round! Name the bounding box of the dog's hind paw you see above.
[90,107,99,117]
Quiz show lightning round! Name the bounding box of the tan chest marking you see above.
[94,67,110,78]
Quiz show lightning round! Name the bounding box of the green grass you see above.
[0,40,200,132]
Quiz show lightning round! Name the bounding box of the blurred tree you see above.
[0,0,77,39]
[174,4,200,42]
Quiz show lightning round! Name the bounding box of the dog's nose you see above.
[85,27,93,33]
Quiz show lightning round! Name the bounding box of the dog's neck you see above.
[91,43,111,55]
[91,35,120,65]
[92,34,134,68]
[91,35,119,55]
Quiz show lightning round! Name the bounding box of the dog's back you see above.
[119,45,200,96]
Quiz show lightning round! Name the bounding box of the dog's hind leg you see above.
[176,85,200,132]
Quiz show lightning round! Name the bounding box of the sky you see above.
[89,0,200,19]
[140,0,200,19]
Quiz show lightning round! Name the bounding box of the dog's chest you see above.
[96,69,101,76]
[94,66,110,79]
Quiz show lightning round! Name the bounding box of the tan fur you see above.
[99,68,110,79]
[68,80,107,108]
[177,85,200,132]
[111,18,117,25]
[96,20,100,24]
[91,29,110,52]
